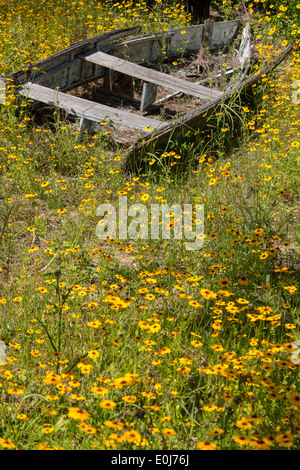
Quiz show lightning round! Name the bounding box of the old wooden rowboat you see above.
[0,22,293,171]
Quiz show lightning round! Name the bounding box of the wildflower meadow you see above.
[0,0,299,452]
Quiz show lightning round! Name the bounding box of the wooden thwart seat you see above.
[19,82,161,133]
[83,50,223,111]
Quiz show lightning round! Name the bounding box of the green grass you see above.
[0,0,299,451]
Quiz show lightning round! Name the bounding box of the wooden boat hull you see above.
[0,22,294,172]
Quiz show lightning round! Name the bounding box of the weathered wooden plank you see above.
[226,22,251,93]
[20,83,91,112]
[238,23,251,68]
[125,43,294,172]
[82,102,159,130]
[84,51,223,101]
[141,82,157,111]
[18,82,161,131]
